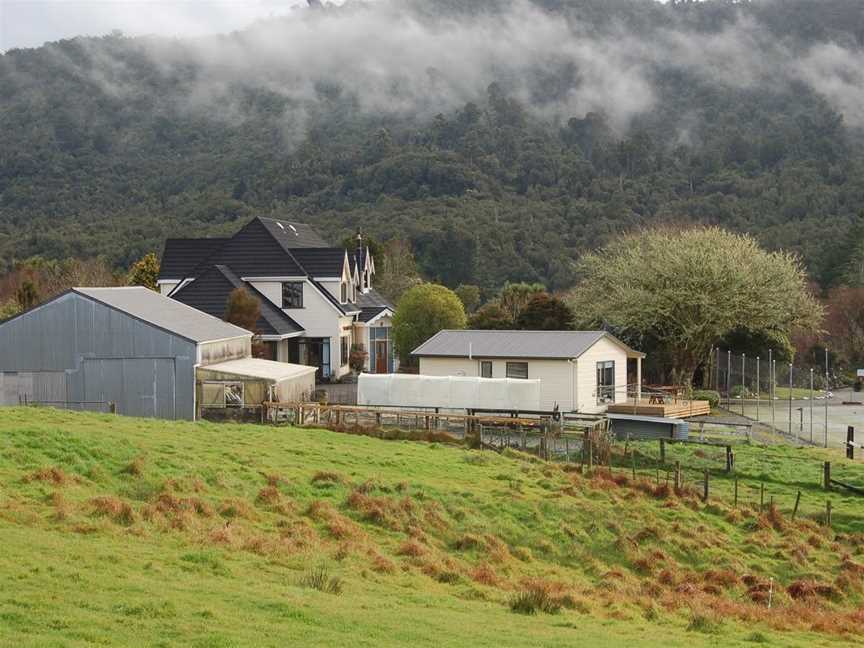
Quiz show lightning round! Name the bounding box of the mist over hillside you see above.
[1,0,864,290]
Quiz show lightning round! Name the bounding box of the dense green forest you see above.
[1,0,864,293]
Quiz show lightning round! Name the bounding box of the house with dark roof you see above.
[158,217,395,381]
[412,330,645,413]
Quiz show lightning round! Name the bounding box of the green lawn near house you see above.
[0,407,862,648]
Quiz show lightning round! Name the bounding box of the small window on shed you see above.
[203,382,244,408]
[506,362,528,379]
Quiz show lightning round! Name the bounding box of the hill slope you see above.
[1,408,863,647]
[2,0,864,289]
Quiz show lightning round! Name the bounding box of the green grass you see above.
[1,407,863,647]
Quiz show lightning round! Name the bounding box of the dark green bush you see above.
[692,390,721,409]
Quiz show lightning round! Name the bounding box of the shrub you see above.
[692,390,720,409]
[299,566,343,595]
[509,588,561,615]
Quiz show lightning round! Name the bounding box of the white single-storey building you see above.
[412,330,645,413]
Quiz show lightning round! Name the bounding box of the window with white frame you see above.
[506,362,528,379]
[340,282,347,303]
[596,361,616,404]
[480,361,493,378]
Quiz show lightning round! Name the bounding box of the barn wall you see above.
[0,292,197,419]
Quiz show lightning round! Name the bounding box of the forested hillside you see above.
[2,0,864,292]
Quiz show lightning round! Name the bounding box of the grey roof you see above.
[411,330,644,359]
[74,287,252,344]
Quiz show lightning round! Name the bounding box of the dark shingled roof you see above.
[159,238,229,280]
[355,288,393,323]
[259,217,329,249]
[171,265,304,337]
[291,248,347,277]
[412,330,644,359]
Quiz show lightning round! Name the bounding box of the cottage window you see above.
[505,362,528,379]
[596,361,616,404]
[480,361,493,378]
[282,282,303,309]
[340,282,347,304]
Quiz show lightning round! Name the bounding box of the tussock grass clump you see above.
[397,539,427,558]
[367,549,396,574]
[687,611,722,634]
[255,486,281,507]
[24,466,73,486]
[299,566,343,595]
[90,496,136,526]
[49,491,71,521]
[345,490,418,531]
[122,456,146,477]
[470,563,500,586]
[311,471,347,486]
[786,579,839,601]
[218,498,256,520]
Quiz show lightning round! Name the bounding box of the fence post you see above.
[792,491,801,520]
[674,461,681,490]
[109,401,116,415]
[631,450,637,481]
[826,500,832,527]
[734,477,738,507]
[824,461,831,490]
[725,445,733,473]
[659,438,666,464]
[847,427,855,460]
[760,482,765,512]
[703,470,709,502]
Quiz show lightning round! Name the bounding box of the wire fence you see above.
[707,349,858,449]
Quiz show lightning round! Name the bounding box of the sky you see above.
[0,0,312,51]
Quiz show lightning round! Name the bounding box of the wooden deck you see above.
[606,398,711,419]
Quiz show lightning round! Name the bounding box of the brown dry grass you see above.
[397,539,428,558]
[90,496,136,525]
[218,498,256,520]
[122,456,146,477]
[24,466,73,486]
[470,562,500,586]
[311,471,348,485]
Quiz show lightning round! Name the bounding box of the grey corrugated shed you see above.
[412,330,643,359]
[74,287,251,343]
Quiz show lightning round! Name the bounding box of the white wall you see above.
[249,279,354,378]
[159,281,178,296]
[418,338,630,413]
[418,357,575,411]
[574,337,629,414]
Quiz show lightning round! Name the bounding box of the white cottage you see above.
[412,330,645,413]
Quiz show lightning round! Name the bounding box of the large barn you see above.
[0,287,315,419]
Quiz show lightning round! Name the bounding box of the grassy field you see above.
[1,407,863,647]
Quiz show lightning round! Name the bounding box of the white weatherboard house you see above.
[412,330,645,414]
[158,217,396,381]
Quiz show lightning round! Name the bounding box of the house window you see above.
[341,336,349,367]
[597,361,616,404]
[506,362,528,379]
[480,361,493,378]
[282,282,303,309]
[340,282,347,304]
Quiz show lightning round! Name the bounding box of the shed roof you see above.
[199,358,317,382]
[73,287,252,344]
[412,330,645,360]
